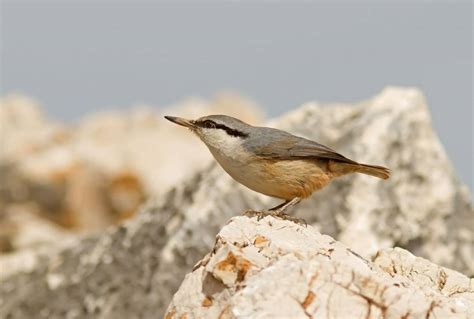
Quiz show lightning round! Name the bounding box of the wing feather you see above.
[244,127,358,165]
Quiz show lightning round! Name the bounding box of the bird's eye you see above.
[203,120,216,129]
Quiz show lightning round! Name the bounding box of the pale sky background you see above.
[1,1,472,191]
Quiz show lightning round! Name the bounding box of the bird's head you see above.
[164,115,251,150]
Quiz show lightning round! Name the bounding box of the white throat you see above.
[197,129,252,167]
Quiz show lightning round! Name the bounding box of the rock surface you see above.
[166,216,474,319]
[0,87,472,318]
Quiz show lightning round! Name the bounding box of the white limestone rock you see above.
[166,216,474,319]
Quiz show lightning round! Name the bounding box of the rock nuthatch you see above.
[165,115,390,221]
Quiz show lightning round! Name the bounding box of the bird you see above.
[164,114,390,222]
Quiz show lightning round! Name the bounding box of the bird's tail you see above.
[355,163,391,180]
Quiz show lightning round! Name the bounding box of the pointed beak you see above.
[164,116,195,128]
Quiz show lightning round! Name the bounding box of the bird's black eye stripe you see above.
[219,125,248,138]
[195,120,248,138]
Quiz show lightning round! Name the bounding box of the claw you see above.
[243,210,307,226]
[243,210,269,221]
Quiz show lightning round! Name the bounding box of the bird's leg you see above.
[244,197,306,225]
[245,199,293,218]
[269,200,289,211]
[270,197,302,215]
[244,200,289,218]
[268,197,306,225]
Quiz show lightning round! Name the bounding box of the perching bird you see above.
[165,115,390,221]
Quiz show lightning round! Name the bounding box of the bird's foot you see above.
[243,209,270,221]
[270,212,307,226]
[243,209,307,226]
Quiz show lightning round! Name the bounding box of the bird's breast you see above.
[208,147,333,200]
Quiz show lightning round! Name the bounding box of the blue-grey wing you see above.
[243,127,358,165]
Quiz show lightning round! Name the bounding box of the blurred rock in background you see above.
[0,93,263,254]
